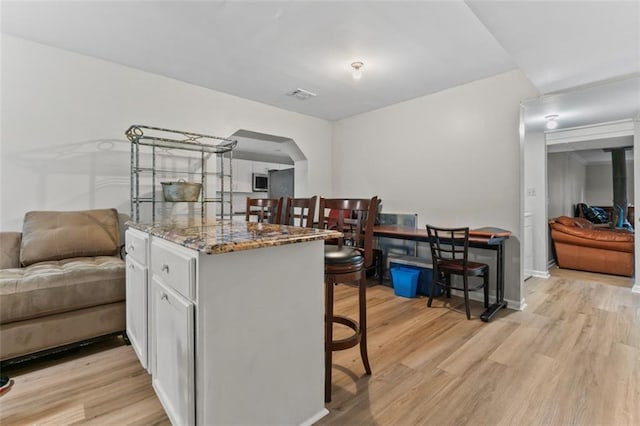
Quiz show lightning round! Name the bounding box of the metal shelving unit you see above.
[126,125,237,222]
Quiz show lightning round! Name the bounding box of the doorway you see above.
[521,76,640,300]
[228,129,308,218]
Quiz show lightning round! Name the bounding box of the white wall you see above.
[585,161,635,206]
[546,151,588,263]
[0,35,333,231]
[547,152,586,219]
[332,69,539,306]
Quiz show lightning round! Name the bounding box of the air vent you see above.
[287,88,317,100]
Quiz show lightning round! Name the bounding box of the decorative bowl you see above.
[161,180,202,202]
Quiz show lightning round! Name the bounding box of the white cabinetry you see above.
[232,159,253,193]
[149,238,197,426]
[231,159,289,193]
[126,227,328,425]
[125,229,149,370]
[152,278,195,426]
[252,161,284,175]
[251,161,271,175]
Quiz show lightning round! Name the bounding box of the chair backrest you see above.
[319,197,378,267]
[426,225,469,266]
[246,197,283,224]
[284,196,317,228]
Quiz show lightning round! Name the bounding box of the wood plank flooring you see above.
[1,267,639,425]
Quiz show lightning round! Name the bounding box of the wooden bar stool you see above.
[283,196,317,228]
[426,225,490,320]
[319,196,378,402]
[245,197,283,224]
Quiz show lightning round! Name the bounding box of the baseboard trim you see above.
[530,270,550,279]
[301,408,329,426]
[505,297,527,311]
[632,283,640,294]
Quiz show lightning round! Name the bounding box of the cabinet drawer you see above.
[151,238,196,300]
[126,229,148,266]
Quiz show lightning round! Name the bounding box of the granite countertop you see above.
[127,217,342,255]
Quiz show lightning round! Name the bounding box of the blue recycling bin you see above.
[390,267,420,298]
[389,261,441,297]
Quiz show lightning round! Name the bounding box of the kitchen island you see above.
[125,218,340,426]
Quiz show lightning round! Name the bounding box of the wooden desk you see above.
[372,225,511,322]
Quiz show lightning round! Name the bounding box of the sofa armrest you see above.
[0,232,22,269]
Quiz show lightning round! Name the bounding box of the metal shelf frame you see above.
[126,125,237,222]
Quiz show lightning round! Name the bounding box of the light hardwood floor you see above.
[1,267,639,425]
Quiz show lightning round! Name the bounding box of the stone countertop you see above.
[126,218,342,255]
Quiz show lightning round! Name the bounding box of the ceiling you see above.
[2,1,638,122]
[523,76,640,133]
[547,137,634,165]
[526,76,638,164]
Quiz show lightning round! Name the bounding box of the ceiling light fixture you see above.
[545,114,559,130]
[351,61,364,80]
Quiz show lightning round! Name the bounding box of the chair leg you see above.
[358,277,372,375]
[427,267,438,307]
[446,274,452,298]
[483,268,490,309]
[324,280,334,403]
[463,275,471,320]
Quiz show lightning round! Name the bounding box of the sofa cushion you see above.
[0,232,22,269]
[0,256,125,324]
[20,209,120,266]
[0,302,125,362]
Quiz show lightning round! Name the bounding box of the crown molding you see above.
[546,119,634,144]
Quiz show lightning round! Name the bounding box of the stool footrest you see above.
[329,315,361,351]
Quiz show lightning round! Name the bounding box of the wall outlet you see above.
[527,188,536,197]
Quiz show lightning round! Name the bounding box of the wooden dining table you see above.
[372,225,511,322]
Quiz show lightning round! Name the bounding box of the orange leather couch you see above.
[550,216,634,277]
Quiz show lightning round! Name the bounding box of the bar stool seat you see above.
[324,245,363,265]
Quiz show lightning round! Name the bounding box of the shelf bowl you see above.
[161,181,202,202]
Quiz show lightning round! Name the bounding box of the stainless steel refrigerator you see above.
[268,167,294,200]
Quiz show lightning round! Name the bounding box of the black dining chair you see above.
[426,225,490,320]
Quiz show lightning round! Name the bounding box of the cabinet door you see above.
[152,278,195,426]
[252,161,271,175]
[126,257,148,370]
[233,159,253,193]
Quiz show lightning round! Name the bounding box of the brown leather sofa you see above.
[0,209,125,362]
[550,216,634,277]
